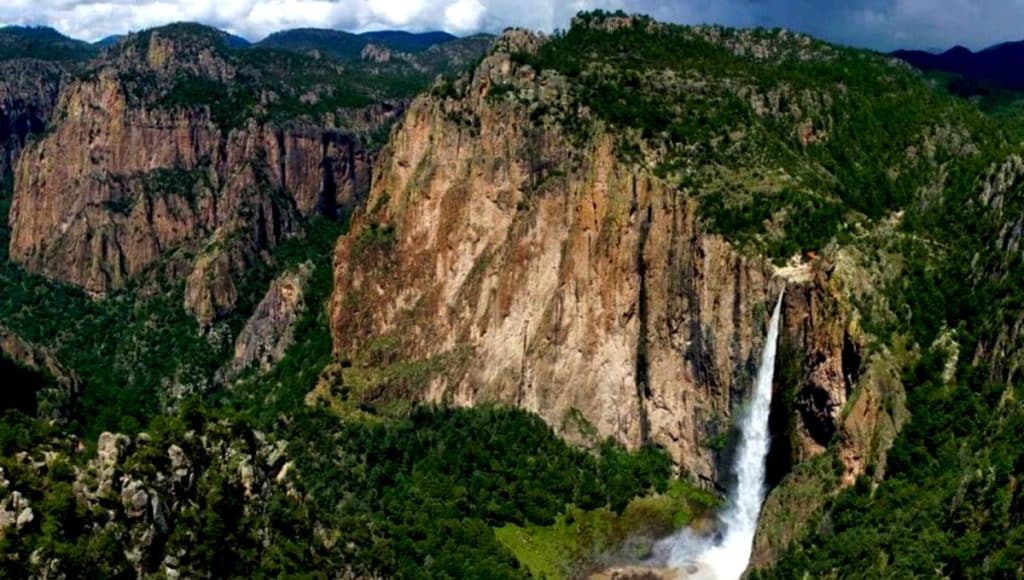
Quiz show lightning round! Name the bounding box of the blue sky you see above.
[1,0,1020,50]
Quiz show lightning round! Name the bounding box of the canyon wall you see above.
[329,33,857,483]
[6,28,379,325]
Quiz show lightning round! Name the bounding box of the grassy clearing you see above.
[496,479,717,579]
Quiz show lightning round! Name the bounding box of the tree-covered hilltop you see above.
[256,28,458,59]
[91,23,396,132]
[0,26,98,62]
[490,11,1005,262]
[255,27,495,104]
[22,22,488,137]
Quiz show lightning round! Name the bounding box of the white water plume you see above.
[659,290,785,580]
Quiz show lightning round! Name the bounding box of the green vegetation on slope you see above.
[2,171,682,576]
[0,186,347,438]
[3,11,1024,579]
[511,11,986,260]
[497,480,717,579]
[758,355,1024,578]
[758,58,1024,580]
[0,26,97,62]
[0,399,679,578]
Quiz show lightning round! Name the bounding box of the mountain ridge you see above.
[0,25,98,61]
[893,39,1024,91]
[0,21,486,61]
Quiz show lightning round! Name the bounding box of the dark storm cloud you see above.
[0,0,1020,50]
[717,0,1024,51]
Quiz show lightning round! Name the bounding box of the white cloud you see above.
[247,0,358,34]
[1,0,1023,50]
[445,0,486,33]
[366,0,431,26]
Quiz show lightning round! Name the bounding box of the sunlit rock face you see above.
[329,29,852,485]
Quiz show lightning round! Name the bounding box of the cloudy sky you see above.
[0,0,1021,51]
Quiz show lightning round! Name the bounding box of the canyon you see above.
[1,12,1022,579]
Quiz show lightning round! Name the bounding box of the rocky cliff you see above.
[0,60,67,183]
[328,28,860,484]
[7,25,385,325]
[4,13,1021,579]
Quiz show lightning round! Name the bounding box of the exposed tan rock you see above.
[328,34,853,482]
[7,34,379,326]
[0,490,32,538]
[361,43,392,63]
[10,92,368,313]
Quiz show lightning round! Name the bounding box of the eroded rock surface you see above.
[329,31,852,483]
[7,27,379,325]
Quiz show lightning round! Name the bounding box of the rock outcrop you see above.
[361,43,393,63]
[0,423,294,577]
[329,31,855,483]
[0,485,34,539]
[974,154,1024,384]
[226,262,313,376]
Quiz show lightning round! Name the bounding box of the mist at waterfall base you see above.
[654,291,785,580]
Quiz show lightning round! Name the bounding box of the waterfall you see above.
[662,290,785,580]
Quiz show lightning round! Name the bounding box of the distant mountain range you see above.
[0,25,98,61]
[256,28,458,61]
[0,24,489,65]
[94,31,250,50]
[893,41,1024,93]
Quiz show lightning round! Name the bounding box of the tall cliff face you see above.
[329,30,856,482]
[0,60,67,183]
[7,25,383,325]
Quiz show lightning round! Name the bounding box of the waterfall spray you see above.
[664,290,785,580]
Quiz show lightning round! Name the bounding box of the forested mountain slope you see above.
[0,26,98,62]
